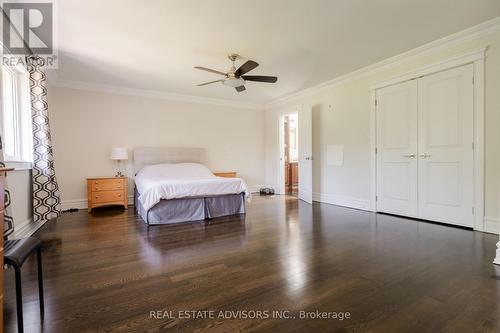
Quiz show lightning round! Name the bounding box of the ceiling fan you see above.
[194,54,278,92]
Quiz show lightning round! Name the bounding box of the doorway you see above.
[277,105,313,204]
[283,114,299,196]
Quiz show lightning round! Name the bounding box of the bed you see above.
[133,147,249,225]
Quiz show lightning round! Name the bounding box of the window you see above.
[1,64,32,162]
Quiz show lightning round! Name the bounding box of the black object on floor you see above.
[259,187,275,195]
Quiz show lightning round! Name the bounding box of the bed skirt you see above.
[135,188,246,225]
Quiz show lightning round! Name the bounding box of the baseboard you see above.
[483,217,499,235]
[313,192,371,211]
[248,185,268,193]
[12,217,33,238]
[12,218,47,239]
[60,199,88,210]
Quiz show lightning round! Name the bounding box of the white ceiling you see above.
[54,0,500,104]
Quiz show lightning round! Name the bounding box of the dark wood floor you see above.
[4,195,500,332]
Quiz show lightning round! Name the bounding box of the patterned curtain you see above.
[27,56,61,222]
[0,136,14,238]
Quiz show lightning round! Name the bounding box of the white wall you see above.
[3,168,32,232]
[265,29,500,233]
[48,86,266,209]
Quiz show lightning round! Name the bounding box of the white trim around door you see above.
[369,47,486,232]
[277,114,286,195]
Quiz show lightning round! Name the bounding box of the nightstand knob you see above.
[95,187,99,190]
[118,194,121,197]
[95,196,99,199]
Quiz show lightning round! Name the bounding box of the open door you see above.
[298,104,313,204]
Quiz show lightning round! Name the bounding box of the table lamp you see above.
[110,148,128,177]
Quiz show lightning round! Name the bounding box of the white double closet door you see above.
[376,64,474,227]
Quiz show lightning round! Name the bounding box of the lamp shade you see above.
[110,148,128,160]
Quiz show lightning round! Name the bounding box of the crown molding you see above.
[46,74,264,110]
[265,16,500,109]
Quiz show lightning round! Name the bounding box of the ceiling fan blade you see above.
[194,66,226,76]
[197,79,223,86]
[235,85,246,92]
[235,60,259,77]
[241,75,278,83]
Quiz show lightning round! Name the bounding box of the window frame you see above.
[1,63,32,164]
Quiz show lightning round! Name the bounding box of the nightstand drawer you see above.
[91,178,124,191]
[91,190,124,203]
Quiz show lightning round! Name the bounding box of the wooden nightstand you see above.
[87,177,128,212]
[213,172,237,178]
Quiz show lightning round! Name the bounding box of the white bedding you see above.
[135,163,250,211]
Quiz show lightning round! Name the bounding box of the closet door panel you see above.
[417,64,474,226]
[376,80,418,217]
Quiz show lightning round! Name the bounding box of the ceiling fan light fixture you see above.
[194,55,277,92]
[222,77,245,88]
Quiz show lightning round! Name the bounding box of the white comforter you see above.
[135,163,249,211]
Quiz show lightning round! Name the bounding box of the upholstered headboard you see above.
[133,147,206,174]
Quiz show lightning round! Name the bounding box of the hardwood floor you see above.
[3,195,500,332]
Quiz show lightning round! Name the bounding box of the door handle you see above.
[420,153,431,158]
[403,154,416,158]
